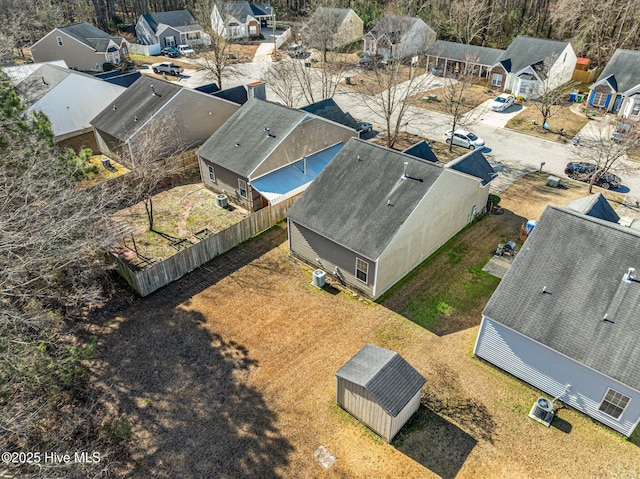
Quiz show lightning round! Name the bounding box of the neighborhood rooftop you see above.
[57,22,123,50]
[286,139,444,260]
[496,35,570,73]
[140,10,200,32]
[335,344,426,417]
[218,1,256,22]
[445,150,497,185]
[595,48,640,93]
[483,205,640,391]
[425,40,505,65]
[567,193,620,223]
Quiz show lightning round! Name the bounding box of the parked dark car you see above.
[564,162,621,189]
[161,47,179,58]
[355,120,372,134]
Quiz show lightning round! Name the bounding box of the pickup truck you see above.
[151,62,184,76]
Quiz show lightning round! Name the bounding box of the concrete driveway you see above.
[468,99,526,128]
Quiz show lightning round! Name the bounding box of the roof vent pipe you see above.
[627,267,636,281]
[151,84,157,96]
[403,161,408,179]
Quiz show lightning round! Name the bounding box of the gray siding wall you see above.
[31,31,104,71]
[94,129,124,162]
[336,378,392,441]
[251,118,356,179]
[389,388,422,441]
[475,317,640,437]
[159,27,181,48]
[289,220,375,297]
[199,159,261,210]
[375,168,488,298]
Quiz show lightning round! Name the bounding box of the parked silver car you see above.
[443,129,485,150]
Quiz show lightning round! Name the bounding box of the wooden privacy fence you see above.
[112,194,299,296]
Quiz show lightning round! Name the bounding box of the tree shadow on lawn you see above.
[394,405,477,479]
[91,225,293,477]
[93,298,293,477]
[381,212,525,336]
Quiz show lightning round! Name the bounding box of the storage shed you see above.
[335,344,426,442]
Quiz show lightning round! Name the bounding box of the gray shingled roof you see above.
[483,206,640,391]
[91,75,182,140]
[445,150,496,185]
[567,194,620,223]
[212,85,248,105]
[15,64,73,105]
[286,138,443,259]
[425,40,504,66]
[496,35,570,73]
[595,49,640,94]
[218,1,255,22]
[58,22,111,47]
[300,98,359,130]
[250,3,273,16]
[310,7,352,24]
[336,344,426,417]
[403,141,438,162]
[141,10,199,33]
[197,98,306,177]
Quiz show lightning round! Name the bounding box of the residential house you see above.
[3,60,68,82]
[15,64,126,150]
[474,204,640,437]
[302,7,364,50]
[336,344,426,442]
[197,98,358,211]
[488,36,576,98]
[249,3,275,27]
[91,75,240,167]
[31,22,130,72]
[364,15,436,62]
[286,140,495,299]
[136,10,211,49]
[425,40,505,80]
[211,2,260,39]
[588,49,640,119]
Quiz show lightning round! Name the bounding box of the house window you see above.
[122,47,127,55]
[355,258,369,283]
[207,165,216,182]
[238,179,248,198]
[491,73,503,87]
[632,100,640,117]
[56,36,63,46]
[598,388,630,419]
[249,25,257,35]
[166,36,176,46]
[592,91,608,108]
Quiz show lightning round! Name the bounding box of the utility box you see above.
[547,176,562,188]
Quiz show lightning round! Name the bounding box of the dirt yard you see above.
[411,84,498,114]
[87,174,640,478]
[505,103,589,142]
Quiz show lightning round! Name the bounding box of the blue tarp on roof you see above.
[250,143,344,201]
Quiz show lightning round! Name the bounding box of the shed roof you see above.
[286,138,444,259]
[594,49,640,94]
[483,205,640,391]
[425,40,504,66]
[567,193,620,223]
[197,98,306,177]
[496,35,570,73]
[336,344,426,417]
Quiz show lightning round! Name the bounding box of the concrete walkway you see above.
[254,41,275,62]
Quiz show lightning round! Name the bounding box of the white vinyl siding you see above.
[56,36,63,46]
[474,317,640,437]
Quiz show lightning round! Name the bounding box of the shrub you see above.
[102,62,115,72]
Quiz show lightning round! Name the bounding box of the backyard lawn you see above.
[89,173,640,478]
[411,83,499,114]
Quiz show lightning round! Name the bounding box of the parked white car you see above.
[177,44,196,57]
[443,129,485,150]
[490,93,515,112]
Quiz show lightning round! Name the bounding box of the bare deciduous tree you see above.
[571,121,640,193]
[262,59,304,107]
[197,33,240,90]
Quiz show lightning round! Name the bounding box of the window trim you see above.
[598,388,630,420]
[56,36,63,46]
[238,178,248,199]
[491,73,503,87]
[207,165,216,182]
[355,257,369,284]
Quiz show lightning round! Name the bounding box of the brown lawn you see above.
[505,103,589,142]
[411,84,499,114]
[371,131,469,162]
[88,173,640,478]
